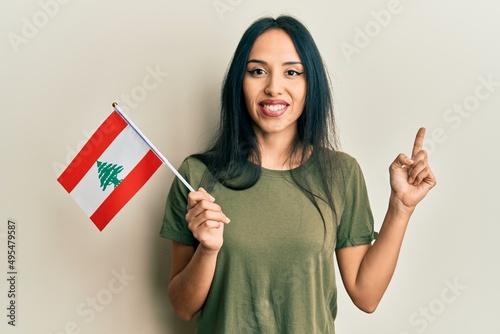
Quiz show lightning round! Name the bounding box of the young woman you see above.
[160,15,436,333]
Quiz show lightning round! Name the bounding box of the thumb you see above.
[198,187,215,202]
[391,153,414,170]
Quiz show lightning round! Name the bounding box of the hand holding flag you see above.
[57,103,194,231]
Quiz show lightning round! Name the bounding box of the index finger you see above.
[411,127,426,159]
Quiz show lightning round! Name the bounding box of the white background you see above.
[1,0,499,333]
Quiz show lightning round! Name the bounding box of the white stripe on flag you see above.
[69,125,151,216]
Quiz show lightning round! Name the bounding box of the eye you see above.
[286,70,303,76]
[248,68,266,76]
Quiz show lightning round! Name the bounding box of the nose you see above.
[264,73,284,96]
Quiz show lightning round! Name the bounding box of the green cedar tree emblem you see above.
[96,161,124,191]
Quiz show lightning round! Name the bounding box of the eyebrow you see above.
[247,59,303,66]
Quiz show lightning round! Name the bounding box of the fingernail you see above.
[408,177,413,184]
[209,195,215,202]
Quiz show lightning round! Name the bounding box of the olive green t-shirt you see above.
[160,151,377,334]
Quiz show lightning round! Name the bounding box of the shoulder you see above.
[317,148,360,169]
[180,155,208,172]
[174,155,210,188]
[315,149,366,190]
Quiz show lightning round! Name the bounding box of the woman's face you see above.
[243,29,306,142]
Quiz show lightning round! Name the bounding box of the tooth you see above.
[263,104,286,111]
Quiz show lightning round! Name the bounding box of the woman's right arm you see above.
[168,188,230,321]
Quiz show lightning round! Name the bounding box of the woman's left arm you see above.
[336,128,437,313]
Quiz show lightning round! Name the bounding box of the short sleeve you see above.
[336,158,378,250]
[159,159,198,246]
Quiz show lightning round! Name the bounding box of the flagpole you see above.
[112,102,195,193]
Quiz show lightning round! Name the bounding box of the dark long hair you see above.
[193,15,342,227]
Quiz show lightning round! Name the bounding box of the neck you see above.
[253,134,310,170]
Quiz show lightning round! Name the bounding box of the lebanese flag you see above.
[57,111,162,231]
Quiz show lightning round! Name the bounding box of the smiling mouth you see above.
[259,101,289,117]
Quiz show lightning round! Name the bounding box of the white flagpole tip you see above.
[112,102,118,107]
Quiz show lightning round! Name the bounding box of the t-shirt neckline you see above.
[256,151,317,177]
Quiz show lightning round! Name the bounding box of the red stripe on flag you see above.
[57,111,127,193]
[90,150,162,231]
